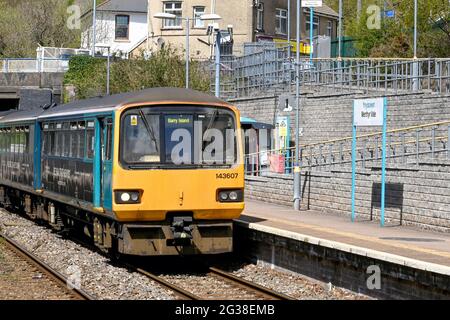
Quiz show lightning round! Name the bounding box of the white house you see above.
[81,0,149,58]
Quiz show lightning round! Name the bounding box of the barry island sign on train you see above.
[353,98,385,127]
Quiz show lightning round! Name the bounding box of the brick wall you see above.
[246,163,450,233]
[231,93,450,146]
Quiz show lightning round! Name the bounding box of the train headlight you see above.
[217,190,243,203]
[115,191,141,204]
[229,191,238,201]
[121,193,131,202]
[219,192,229,201]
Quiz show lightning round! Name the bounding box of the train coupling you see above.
[167,216,194,247]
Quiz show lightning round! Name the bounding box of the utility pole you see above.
[413,0,418,59]
[186,18,190,89]
[412,0,419,91]
[288,0,291,93]
[92,0,97,57]
[215,31,221,97]
[357,0,362,20]
[294,0,302,211]
[338,0,342,58]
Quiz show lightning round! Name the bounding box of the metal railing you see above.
[0,58,70,73]
[211,45,450,98]
[245,121,450,176]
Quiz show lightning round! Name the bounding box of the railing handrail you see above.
[245,120,450,157]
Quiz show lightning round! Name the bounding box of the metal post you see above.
[351,123,357,222]
[338,0,342,59]
[357,0,362,19]
[448,125,450,159]
[186,18,190,89]
[309,8,314,60]
[380,98,388,227]
[412,0,419,91]
[293,0,302,211]
[106,47,110,95]
[288,0,291,92]
[416,129,420,165]
[215,31,221,97]
[92,0,97,57]
[413,0,418,59]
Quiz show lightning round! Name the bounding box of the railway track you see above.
[0,233,94,300]
[129,263,294,300]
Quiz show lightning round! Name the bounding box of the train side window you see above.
[70,131,78,158]
[63,131,70,157]
[105,119,113,161]
[78,130,85,159]
[86,128,95,159]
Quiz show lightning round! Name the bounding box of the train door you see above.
[100,118,113,210]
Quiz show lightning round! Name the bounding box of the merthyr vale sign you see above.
[352,98,388,227]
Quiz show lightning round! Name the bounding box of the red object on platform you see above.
[269,154,285,173]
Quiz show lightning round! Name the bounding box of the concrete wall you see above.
[235,223,450,299]
[0,73,64,89]
[246,162,450,233]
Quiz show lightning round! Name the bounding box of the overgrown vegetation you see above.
[326,0,449,58]
[0,0,80,57]
[63,48,210,101]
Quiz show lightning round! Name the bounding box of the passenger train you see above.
[0,88,244,256]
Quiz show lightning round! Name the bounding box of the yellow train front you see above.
[0,88,244,257]
[112,89,245,255]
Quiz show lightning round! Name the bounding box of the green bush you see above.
[64,47,210,101]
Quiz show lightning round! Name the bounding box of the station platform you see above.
[236,200,450,275]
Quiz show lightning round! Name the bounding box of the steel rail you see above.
[125,263,201,300]
[208,267,294,300]
[0,232,94,300]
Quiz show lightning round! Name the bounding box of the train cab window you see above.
[122,114,160,163]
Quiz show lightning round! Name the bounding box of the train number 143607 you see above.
[216,173,239,179]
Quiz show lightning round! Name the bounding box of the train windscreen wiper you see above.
[138,109,159,153]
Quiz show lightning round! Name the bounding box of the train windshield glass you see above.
[121,107,237,168]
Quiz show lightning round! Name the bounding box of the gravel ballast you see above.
[0,209,175,300]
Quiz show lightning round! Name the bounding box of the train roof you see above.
[0,87,230,125]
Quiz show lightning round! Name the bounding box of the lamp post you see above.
[293,0,302,211]
[91,0,97,57]
[201,14,223,98]
[95,44,111,95]
[154,13,192,89]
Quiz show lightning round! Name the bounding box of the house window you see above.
[256,2,264,31]
[115,15,130,40]
[163,2,182,28]
[327,21,332,37]
[275,9,288,35]
[306,14,319,38]
[193,6,205,28]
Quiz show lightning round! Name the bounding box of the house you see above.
[131,0,338,59]
[81,0,149,57]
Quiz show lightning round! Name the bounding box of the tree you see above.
[325,0,450,58]
[63,47,210,101]
[0,0,80,58]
